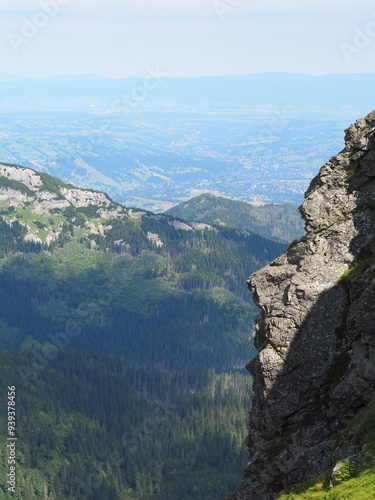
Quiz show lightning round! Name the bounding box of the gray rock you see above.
[233,110,375,498]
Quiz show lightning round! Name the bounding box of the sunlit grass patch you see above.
[277,391,375,499]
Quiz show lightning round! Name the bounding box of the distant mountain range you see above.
[0,73,31,81]
[1,72,373,210]
[0,72,374,110]
[0,73,112,81]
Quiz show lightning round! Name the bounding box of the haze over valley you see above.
[1,73,373,211]
[2,1,375,499]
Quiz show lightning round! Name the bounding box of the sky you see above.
[1,0,375,78]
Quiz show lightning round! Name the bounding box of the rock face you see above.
[232,111,375,498]
[0,162,129,245]
[0,163,118,214]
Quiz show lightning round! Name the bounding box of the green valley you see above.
[0,162,287,499]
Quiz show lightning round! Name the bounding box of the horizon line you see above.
[2,71,375,81]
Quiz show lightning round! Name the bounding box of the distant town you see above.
[0,74,360,212]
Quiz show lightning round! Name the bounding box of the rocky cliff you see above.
[231,110,375,498]
[0,162,130,244]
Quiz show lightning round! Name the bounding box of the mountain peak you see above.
[165,194,304,244]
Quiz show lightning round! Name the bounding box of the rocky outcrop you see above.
[0,163,228,250]
[0,164,42,188]
[0,162,131,245]
[232,110,375,498]
[147,231,164,247]
[167,219,217,232]
[0,163,122,214]
[61,187,111,207]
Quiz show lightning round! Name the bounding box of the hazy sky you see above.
[1,0,375,78]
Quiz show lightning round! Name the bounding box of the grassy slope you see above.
[278,393,375,499]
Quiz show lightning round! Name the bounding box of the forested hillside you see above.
[0,163,286,499]
[0,352,252,500]
[165,194,304,243]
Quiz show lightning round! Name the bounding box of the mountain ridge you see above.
[165,193,304,243]
[0,160,288,372]
[0,161,288,498]
[0,161,288,255]
[1,72,375,108]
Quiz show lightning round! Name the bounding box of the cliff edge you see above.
[232,110,375,498]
